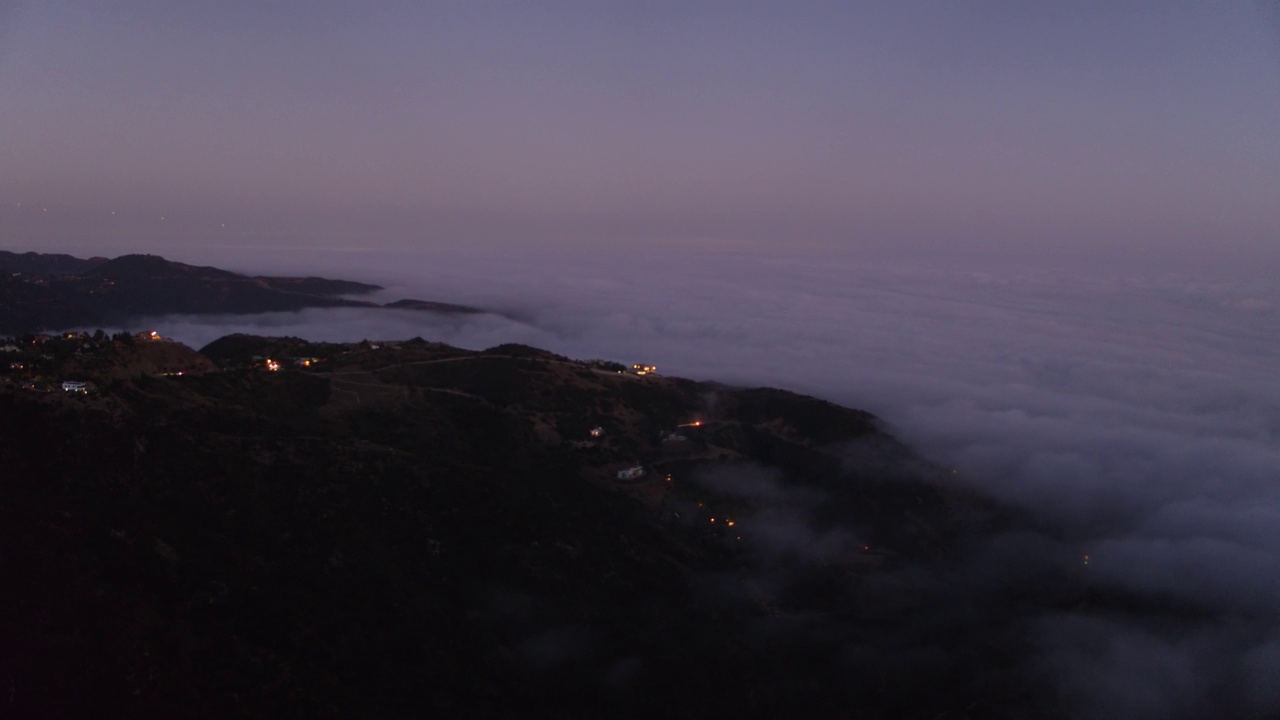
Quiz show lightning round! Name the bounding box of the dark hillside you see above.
[0,335,1116,719]
[0,251,481,334]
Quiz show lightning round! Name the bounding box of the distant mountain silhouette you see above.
[0,250,108,275]
[81,253,241,281]
[384,297,484,313]
[0,250,482,333]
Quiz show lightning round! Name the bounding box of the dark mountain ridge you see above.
[0,251,483,333]
[81,252,242,281]
[0,249,108,275]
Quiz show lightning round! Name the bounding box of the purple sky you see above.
[1,1,1278,271]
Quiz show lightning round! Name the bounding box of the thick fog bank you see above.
[133,247,1278,717]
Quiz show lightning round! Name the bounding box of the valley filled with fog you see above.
[121,246,1279,718]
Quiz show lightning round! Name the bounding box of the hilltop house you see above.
[631,364,657,376]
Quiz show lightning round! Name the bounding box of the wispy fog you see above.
[126,246,1278,717]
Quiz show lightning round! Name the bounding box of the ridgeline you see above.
[0,251,482,334]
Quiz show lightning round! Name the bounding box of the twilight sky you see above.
[1,1,1279,270]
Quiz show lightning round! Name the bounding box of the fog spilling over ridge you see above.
[122,246,1279,717]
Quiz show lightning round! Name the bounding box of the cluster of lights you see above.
[669,475,740,538]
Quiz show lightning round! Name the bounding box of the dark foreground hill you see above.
[0,334,1137,718]
[0,251,483,334]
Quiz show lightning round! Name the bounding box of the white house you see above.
[616,466,645,481]
[61,380,89,393]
